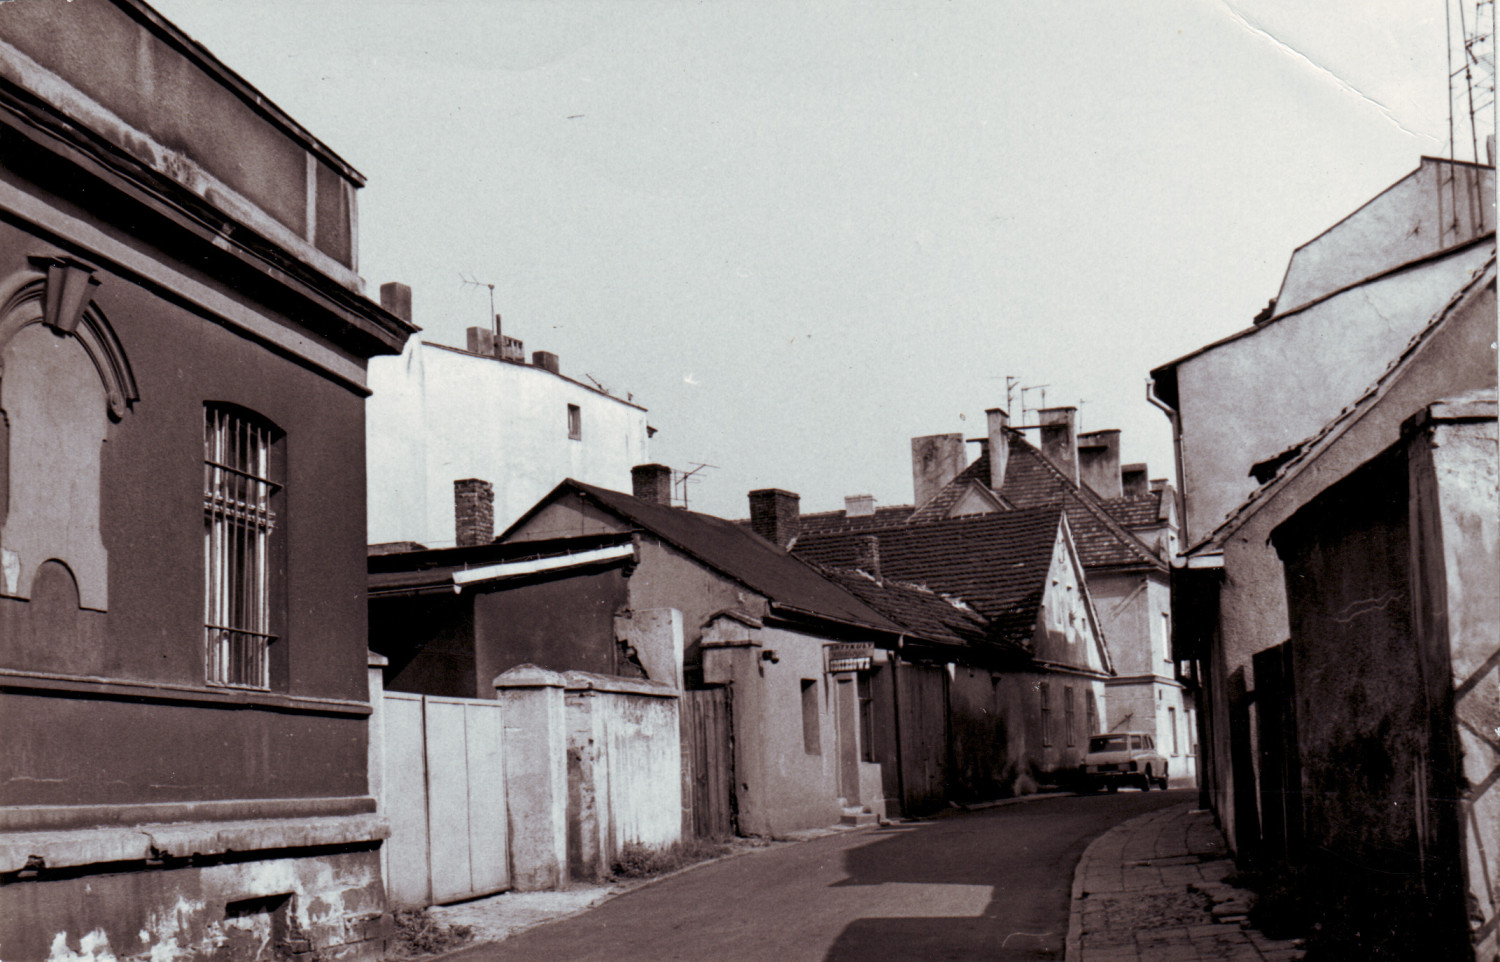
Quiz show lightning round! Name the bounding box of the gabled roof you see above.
[1100,496,1163,529]
[1190,251,1497,554]
[794,504,916,536]
[911,433,1166,571]
[501,480,905,635]
[817,568,994,652]
[792,507,1065,649]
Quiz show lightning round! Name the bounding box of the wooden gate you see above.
[681,686,734,838]
[383,693,509,907]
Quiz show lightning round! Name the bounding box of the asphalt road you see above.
[450,789,1190,962]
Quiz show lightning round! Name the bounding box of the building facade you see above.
[366,326,652,548]
[0,4,413,961]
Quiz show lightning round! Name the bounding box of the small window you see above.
[1064,686,1076,747]
[1040,682,1052,747]
[1085,690,1098,737]
[203,404,282,689]
[1169,707,1179,755]
[1130,735,1143,751]
[567,403,581,440]
[801,679,820,754]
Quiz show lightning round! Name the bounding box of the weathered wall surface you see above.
[370,593,478,698]
[475,567,632,687]
[1174,241,1493,546]
[0,847,388,962]
[564,673,682,879]
[366,341,650,547]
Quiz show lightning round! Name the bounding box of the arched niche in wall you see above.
[0,256,138,611]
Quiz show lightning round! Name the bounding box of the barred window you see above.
[1040,682,1052,747]
[203,405,281,688]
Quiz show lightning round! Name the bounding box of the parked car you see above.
[1079,732,1168,792]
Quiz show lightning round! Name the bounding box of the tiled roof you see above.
[817,568,995,650]
[790,504,915,536]
[907,433,1165,571]
[1100,496,1161,529]
[792,506,1063,649]
[519,481,907,635]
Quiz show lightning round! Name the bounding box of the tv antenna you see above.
[1447,0,1495,164]
[460,273,501,343]
[675,463,717,509]
[1018,384,1051,428]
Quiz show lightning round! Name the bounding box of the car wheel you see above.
[1140,767,1152,791]
[1157,766,1169,790]
[1106,782,1119,794]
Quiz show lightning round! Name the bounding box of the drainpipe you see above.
[1146,379,1188,542]
[890,637,907,817]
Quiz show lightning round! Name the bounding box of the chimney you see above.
[855,535,881,580]
[1121,463,1149,498]
[454,478,494,547]
[379,282,412,322]
[986,408,1010,494]
[632,463,673,505]
[911,433,966,508]
[749,488,800,548]
[1077,429,1123,499]
[1038,407,1079,486]
[532,351,560,374]
[466,326,496,357]
[845,494,876,517]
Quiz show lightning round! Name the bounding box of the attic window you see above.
[567,404,581,440]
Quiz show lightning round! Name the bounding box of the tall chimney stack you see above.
[379,282,412,322]
[986,408,1010,494]
[632,463,674,505]
[1121,463,1149,498]
[749,489,801,548]
[454,478,495,547]
[1038,407,1079,486]
[1078,429,1123,498]
[911,433,966,508]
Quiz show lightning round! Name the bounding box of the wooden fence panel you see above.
[465,701,510,894]
[681,687,734,838]
[382,693,431,907]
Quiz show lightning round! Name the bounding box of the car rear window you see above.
[1088,735,1127,752]
[1130,735,1143,750]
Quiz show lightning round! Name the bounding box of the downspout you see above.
[1146,378,1187,541]
[890,637,907,816]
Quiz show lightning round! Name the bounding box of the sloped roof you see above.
[792,506,1064,649]
[1193,250,1497,553]
[817,568,995,651]
[909,433,1165,570]
[505,480,906,635]
[1100,496,1162,529]
[794,504,916,536]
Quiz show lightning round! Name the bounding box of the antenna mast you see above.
[460,273,502,344]
[1448,0,1496,164]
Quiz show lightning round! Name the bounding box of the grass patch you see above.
[609,837,731,880]
[388,908,473,958]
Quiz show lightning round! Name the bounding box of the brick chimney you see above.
[379,282,412,322]
[986,408,1010,494]
[911,433,966,508]
[466,326,496,356]
[1038,407,1079,486]
[1078,429,1123,498]
[855,534,881,580]
[454,478,494,547]
[1121,463,1149,498]
[845,494,876,517]
[632,463,673,505]
[749,488,800,548]
[532,351,560,374]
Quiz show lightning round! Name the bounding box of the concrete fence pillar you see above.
[494,664,569,891]
[367,651,390,893]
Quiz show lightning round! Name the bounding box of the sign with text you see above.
[826,642,874,673]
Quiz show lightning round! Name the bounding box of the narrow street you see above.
[450,790,1189,962]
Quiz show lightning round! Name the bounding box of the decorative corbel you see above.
[32,256,102,334]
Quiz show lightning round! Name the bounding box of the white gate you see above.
[383,692,509,906]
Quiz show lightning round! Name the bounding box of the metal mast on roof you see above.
[1448,0,1495,164]
[675,463,716,509]
[460,273,502,345]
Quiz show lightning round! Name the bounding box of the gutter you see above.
[370,544,636,598]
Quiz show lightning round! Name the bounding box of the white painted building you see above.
[367,306,651,547]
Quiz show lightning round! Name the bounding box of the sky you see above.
[149,0,1487,519]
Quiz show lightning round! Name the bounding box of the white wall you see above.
[367,338,650,546]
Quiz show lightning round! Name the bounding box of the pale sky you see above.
[149,0,1483,519]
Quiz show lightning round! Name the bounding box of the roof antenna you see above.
[460,273,502,345]
[675,463,717,509]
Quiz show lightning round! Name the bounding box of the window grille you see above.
[203,406,279,688]
[1064,686,1076,747]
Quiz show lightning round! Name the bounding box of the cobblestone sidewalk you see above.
[1066,801,1305,962]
